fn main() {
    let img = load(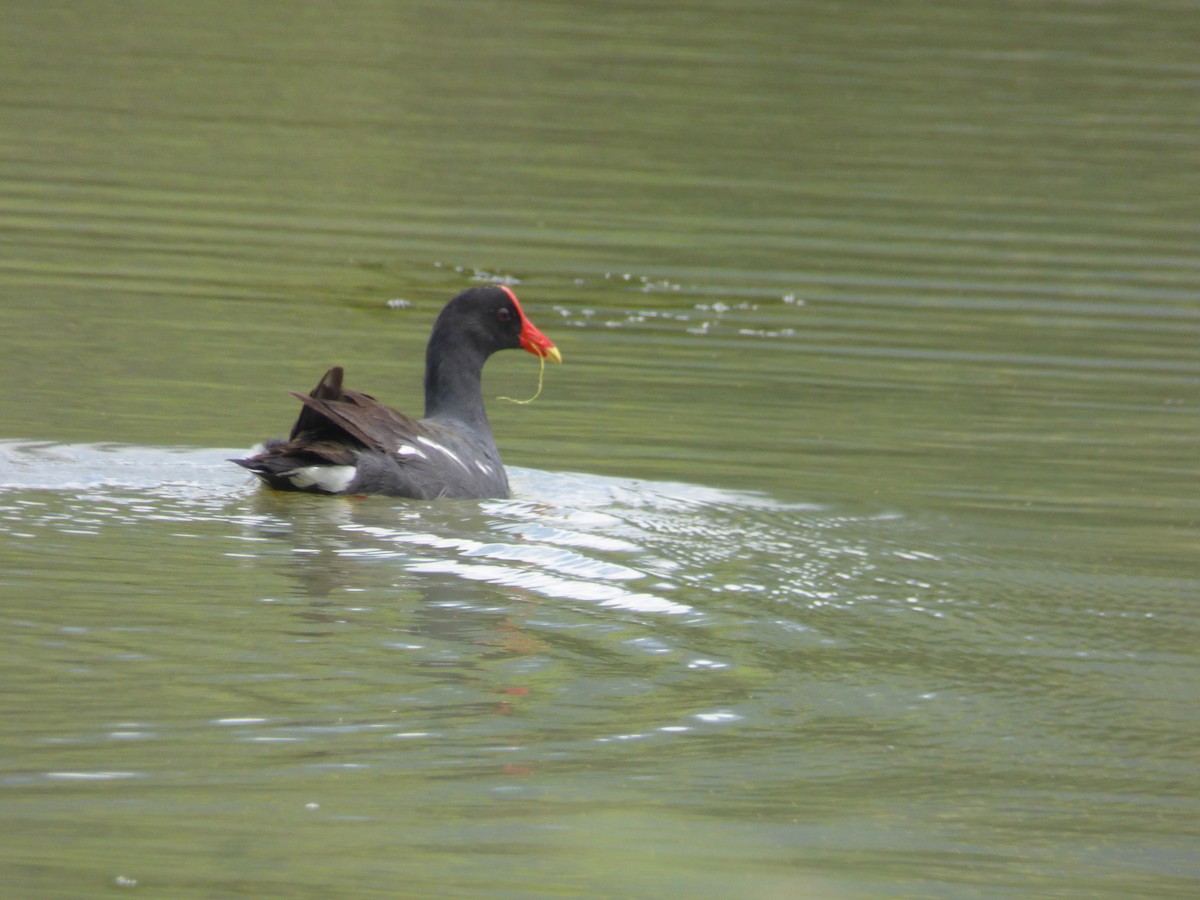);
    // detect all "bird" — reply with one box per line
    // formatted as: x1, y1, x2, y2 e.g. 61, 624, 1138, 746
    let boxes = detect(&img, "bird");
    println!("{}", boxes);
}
232, 285, 561, 499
